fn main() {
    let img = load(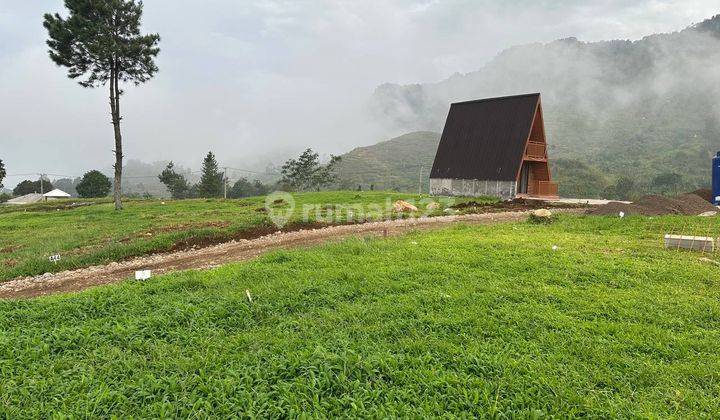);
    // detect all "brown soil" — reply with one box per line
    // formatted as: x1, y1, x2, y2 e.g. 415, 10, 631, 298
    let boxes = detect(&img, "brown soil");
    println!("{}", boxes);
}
587, 193, 717, 216
151, 221, 232, 234
451, 198, 579, 213
0, 209, 584, 300
691, 188, 713, 203
0, 245, 23, 254
165, 221, 330, 252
